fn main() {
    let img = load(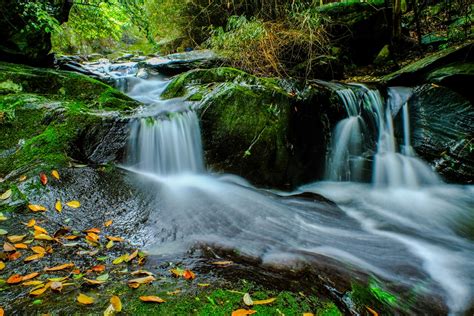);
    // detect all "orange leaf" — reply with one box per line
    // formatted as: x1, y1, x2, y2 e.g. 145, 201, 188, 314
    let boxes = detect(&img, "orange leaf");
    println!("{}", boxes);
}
14, 243, 28, 249
24, 253, 45, 262
34, 225, 48, 234
44, 263, 74, 272
183, 270, 196, 280
110, 295, 122, 311
39, 172, 48, 185
8, 251, 22, 261
22, 280, 44, 286
64, 235, 80, 240
366, 306, 379, 316
85, 228, 100, 234
92, 265, 106, 272
106, 236, 124, 242
139, 296, 166, 303
77, 293, 95, 305
7, 274, 23, 284
86, 232, 99, 243
51, 170, 60, 180
21, 272, 39, 281
28, 204, 47, 212
104, 220, 113, 227
231, 309, 257, 316
3, 242, 16, 252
